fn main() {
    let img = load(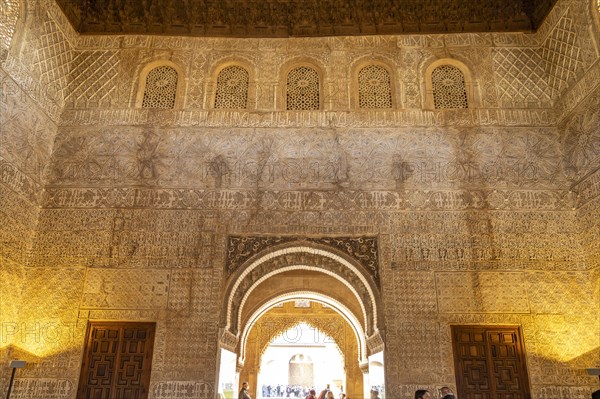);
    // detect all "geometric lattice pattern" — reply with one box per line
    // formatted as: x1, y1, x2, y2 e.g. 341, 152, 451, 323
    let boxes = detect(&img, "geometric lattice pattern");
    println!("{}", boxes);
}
67, 50, 119, 108
431, 65, 468, 109
142, 65, 178, 109
214, 66, 249, 109
541, 15, 583, 96
0, 0, 19, 50
358, 65, 392, 109
286, 66, 320, 110
493, 48, 552, 106
32, 20, 73, 105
